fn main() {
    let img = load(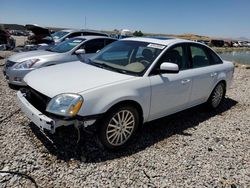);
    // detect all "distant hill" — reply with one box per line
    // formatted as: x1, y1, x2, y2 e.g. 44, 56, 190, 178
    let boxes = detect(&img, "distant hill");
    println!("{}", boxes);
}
237, 37, 250, 42
1, 23, 249, 42
0, 23, 66, 31
144, 32, 211, 41
0, 23, 25, 30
